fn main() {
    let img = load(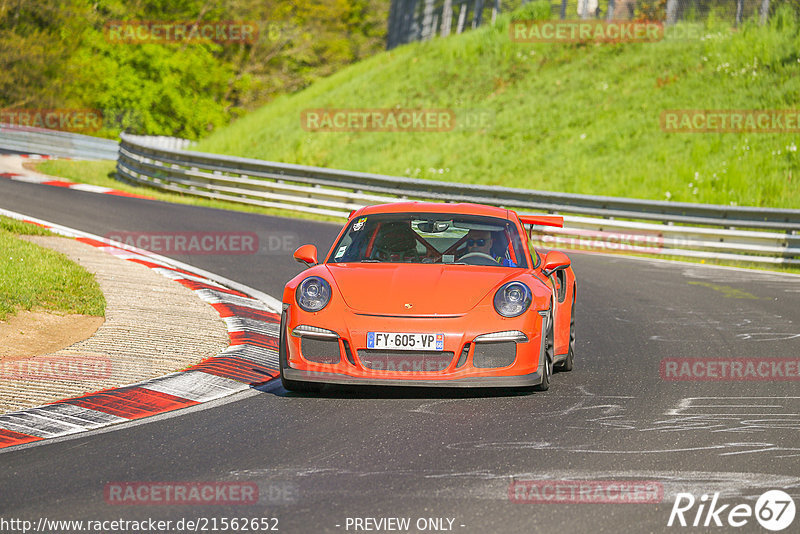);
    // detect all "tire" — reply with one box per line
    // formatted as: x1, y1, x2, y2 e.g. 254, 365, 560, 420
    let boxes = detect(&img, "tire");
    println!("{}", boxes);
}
279, 311, 324, 394
280, 368, 324, 393
534, 311, 554, 391
555, 296, 575, 372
